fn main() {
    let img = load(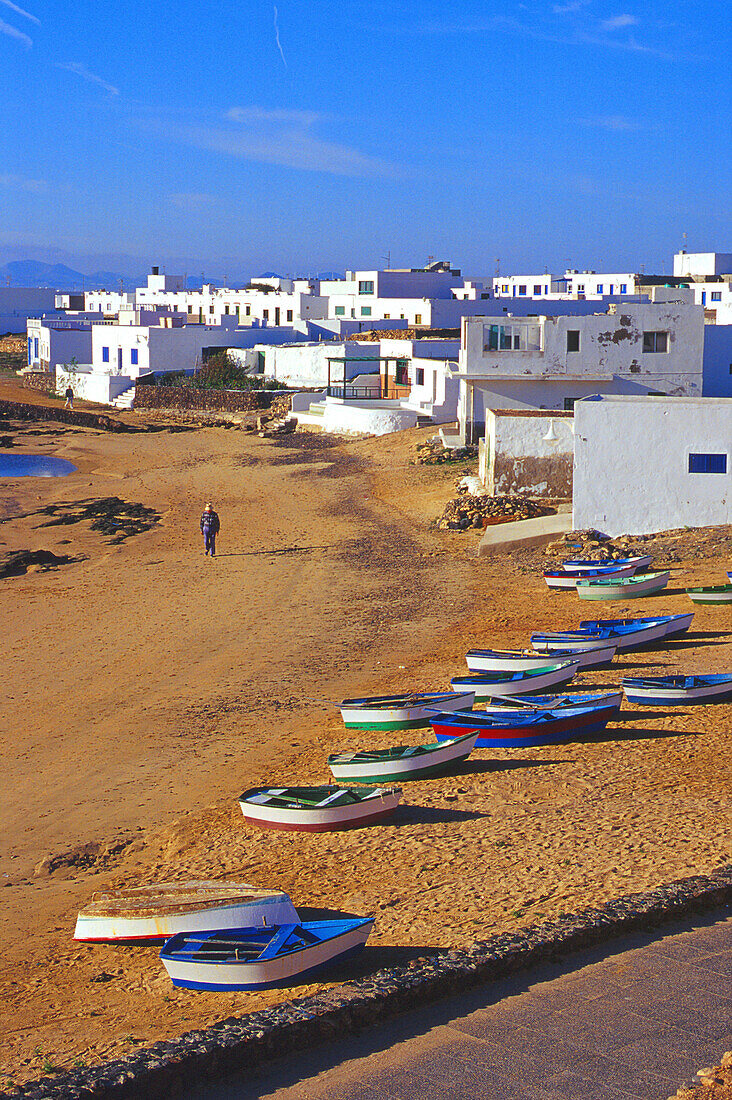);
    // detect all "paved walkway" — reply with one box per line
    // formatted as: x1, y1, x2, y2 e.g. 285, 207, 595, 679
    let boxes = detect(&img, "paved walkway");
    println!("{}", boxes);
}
196, 910, 732, 1100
